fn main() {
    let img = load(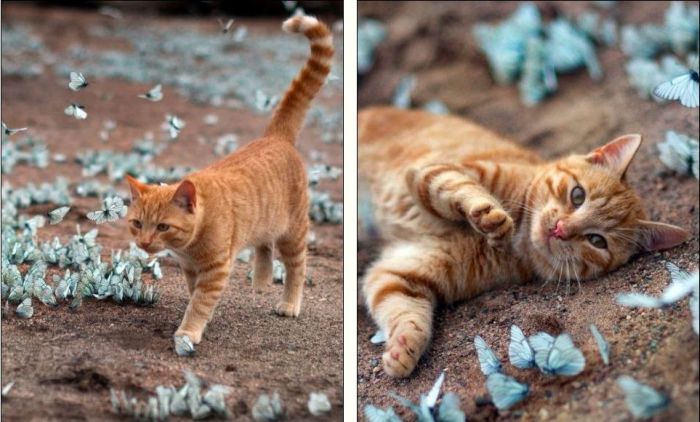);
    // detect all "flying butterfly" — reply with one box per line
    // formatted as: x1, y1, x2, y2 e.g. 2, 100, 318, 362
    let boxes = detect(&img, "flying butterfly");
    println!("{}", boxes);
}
217, 18, 234, 34
138, 84, 163, 102
653, 69, 699, 108
617, 376, 669, 419
390, 371, 455, 422
48, 206, 70, 225
589, 324, 610, 365
508, 325, 535, 369
87, 196, 128, 224
166, 114, 185, 139
533, 333, 585, 376
485, 373, 529, 410
65, 103, 88, 120
474, 335, 502, 376
2, 122, 27, 137
69, 71, 89, 91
